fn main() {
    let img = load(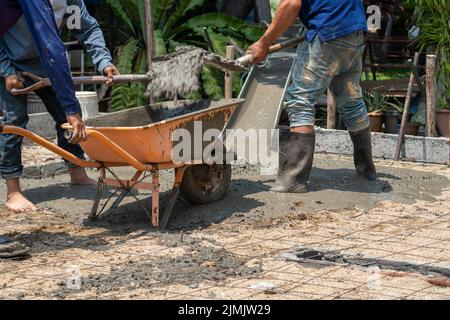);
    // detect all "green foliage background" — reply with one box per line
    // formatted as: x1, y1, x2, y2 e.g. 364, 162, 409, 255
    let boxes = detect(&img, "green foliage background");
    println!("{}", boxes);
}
404, 0, 450, 108
105, 0, 264, 111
